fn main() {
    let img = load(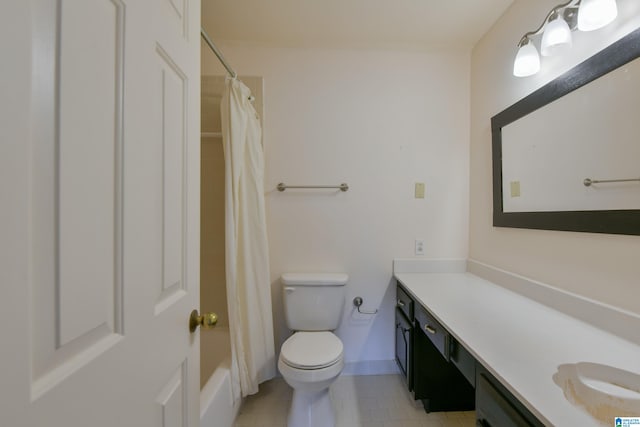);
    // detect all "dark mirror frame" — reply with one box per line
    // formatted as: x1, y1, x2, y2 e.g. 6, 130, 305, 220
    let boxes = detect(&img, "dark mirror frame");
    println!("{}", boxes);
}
491, 27, 640, 236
